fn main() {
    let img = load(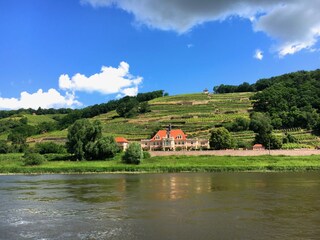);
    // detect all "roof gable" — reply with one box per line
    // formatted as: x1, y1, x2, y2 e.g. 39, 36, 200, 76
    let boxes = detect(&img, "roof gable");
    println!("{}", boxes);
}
115, 137, 128, 143
151, 129, 187, 141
